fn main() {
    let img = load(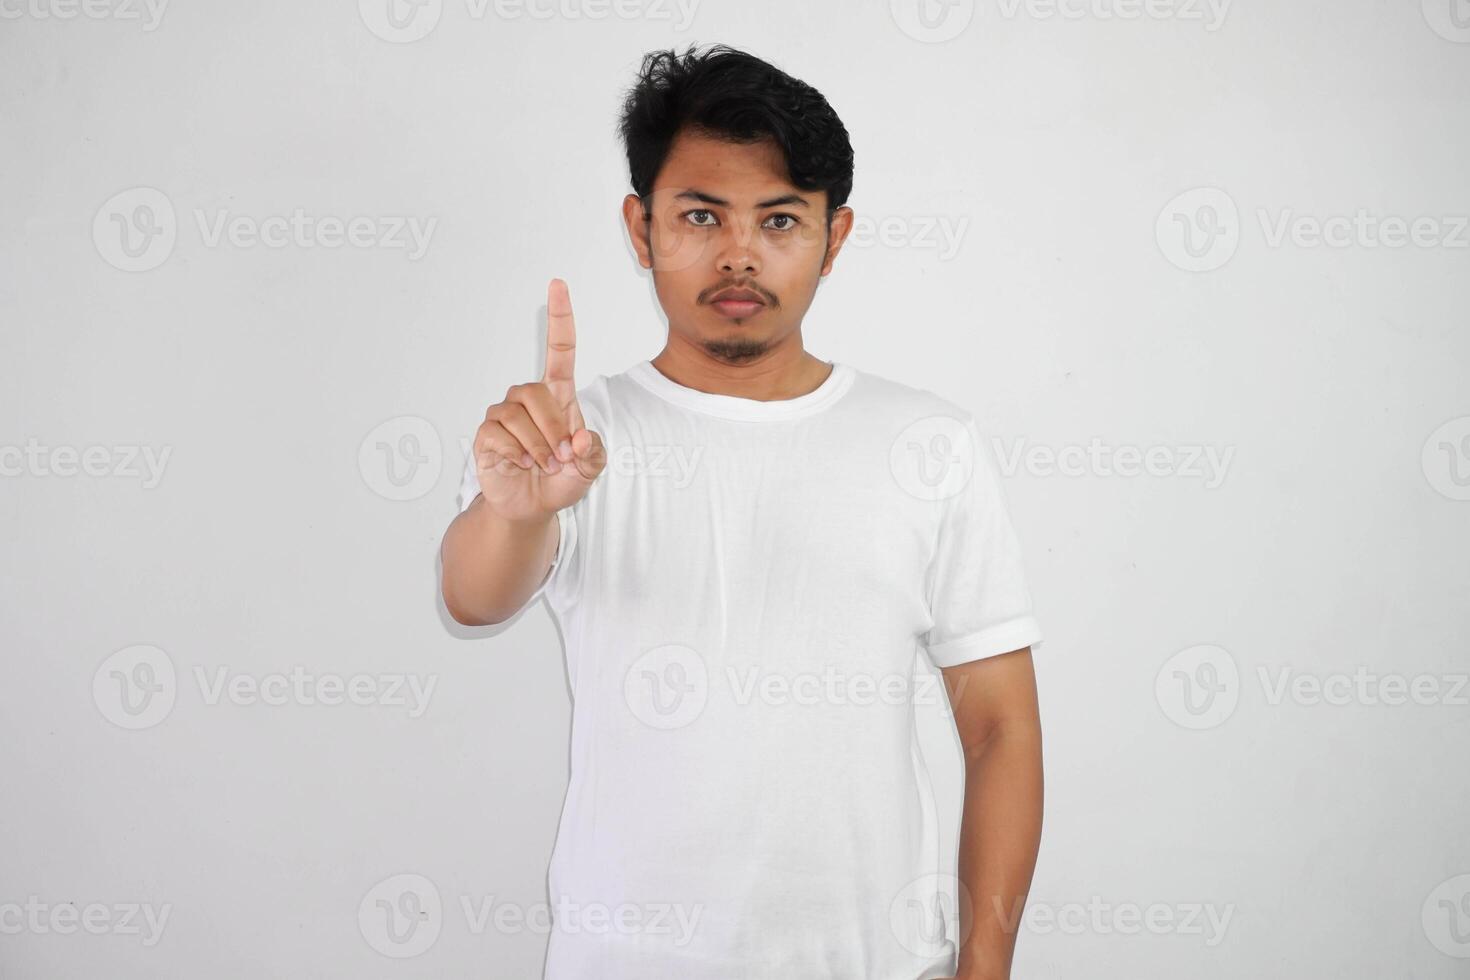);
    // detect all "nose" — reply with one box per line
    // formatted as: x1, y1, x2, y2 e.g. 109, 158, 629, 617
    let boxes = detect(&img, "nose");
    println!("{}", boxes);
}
715, 225, 760, 277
